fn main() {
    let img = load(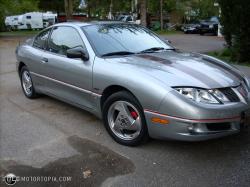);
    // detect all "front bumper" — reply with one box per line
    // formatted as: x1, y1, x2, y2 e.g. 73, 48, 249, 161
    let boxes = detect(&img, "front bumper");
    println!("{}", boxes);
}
144, 108, 249, 141
183, 27, 199, 33
200, 27, 216, 33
